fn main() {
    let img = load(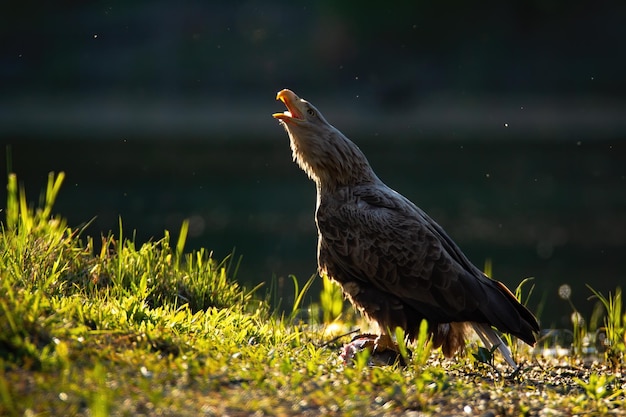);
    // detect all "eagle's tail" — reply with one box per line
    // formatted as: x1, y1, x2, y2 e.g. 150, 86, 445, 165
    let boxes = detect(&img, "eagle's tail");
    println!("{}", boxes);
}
471, 322, 517, 368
